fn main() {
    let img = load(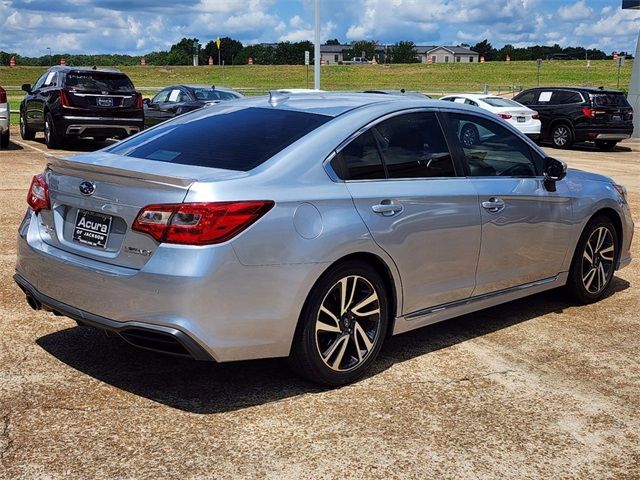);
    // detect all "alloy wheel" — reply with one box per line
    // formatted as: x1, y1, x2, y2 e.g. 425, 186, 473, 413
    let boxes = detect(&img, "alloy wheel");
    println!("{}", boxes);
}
461, 125, 478, 147
581, 226, 615, 294
553, 126, 569, 147
315, 275, 382, 372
